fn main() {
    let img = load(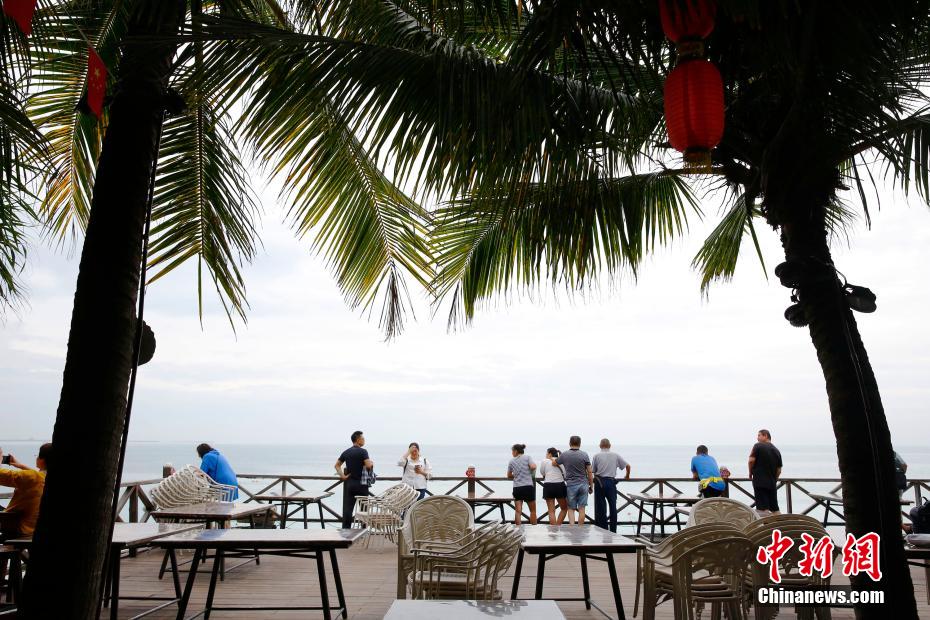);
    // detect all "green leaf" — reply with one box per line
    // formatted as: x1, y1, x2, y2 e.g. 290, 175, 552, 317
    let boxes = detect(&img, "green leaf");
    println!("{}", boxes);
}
148, 98, 260, 327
